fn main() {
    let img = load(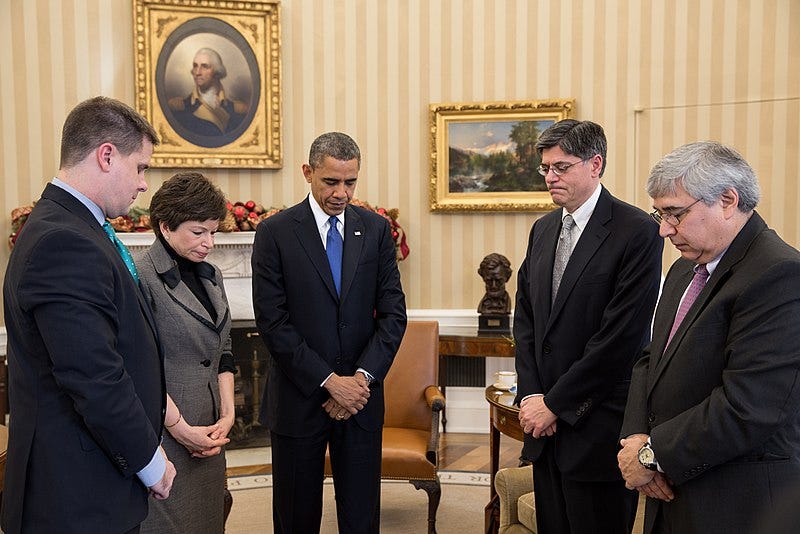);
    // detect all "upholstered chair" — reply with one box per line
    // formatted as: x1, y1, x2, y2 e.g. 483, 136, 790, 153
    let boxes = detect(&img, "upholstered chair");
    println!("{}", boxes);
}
326, 320, 445, 533
494, 465, 536, 533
